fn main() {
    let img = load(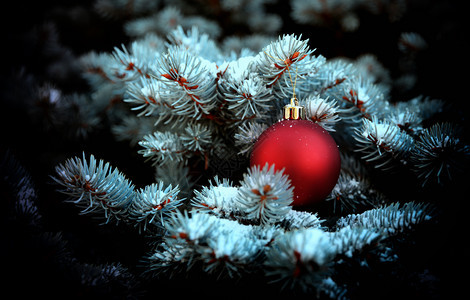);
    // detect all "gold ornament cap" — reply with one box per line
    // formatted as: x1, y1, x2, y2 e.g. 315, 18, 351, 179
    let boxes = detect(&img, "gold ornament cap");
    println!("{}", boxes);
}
283, 97, 305, 120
